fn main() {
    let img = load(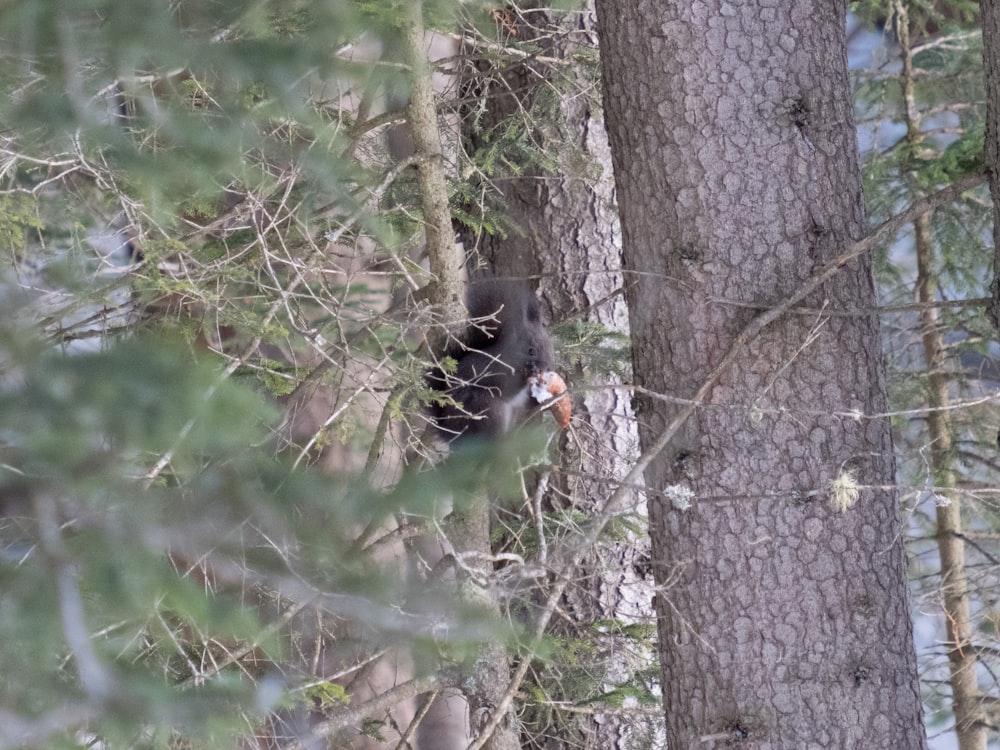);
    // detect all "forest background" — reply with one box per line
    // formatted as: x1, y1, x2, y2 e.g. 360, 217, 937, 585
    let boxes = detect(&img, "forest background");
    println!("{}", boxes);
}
0, 0, 997, 749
